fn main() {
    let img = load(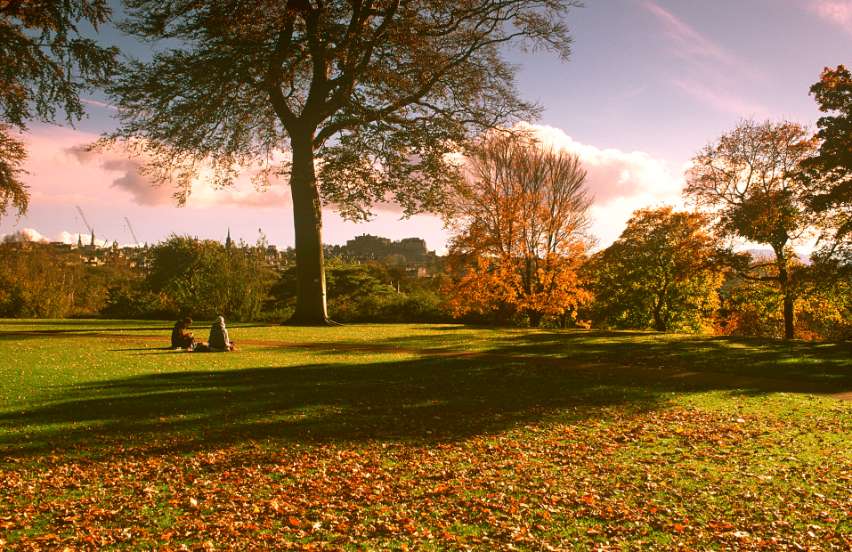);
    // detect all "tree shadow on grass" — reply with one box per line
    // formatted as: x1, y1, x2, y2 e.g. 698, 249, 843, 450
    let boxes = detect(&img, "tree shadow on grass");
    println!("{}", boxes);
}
0, 351, 682, 460
373, 327, 852, 387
